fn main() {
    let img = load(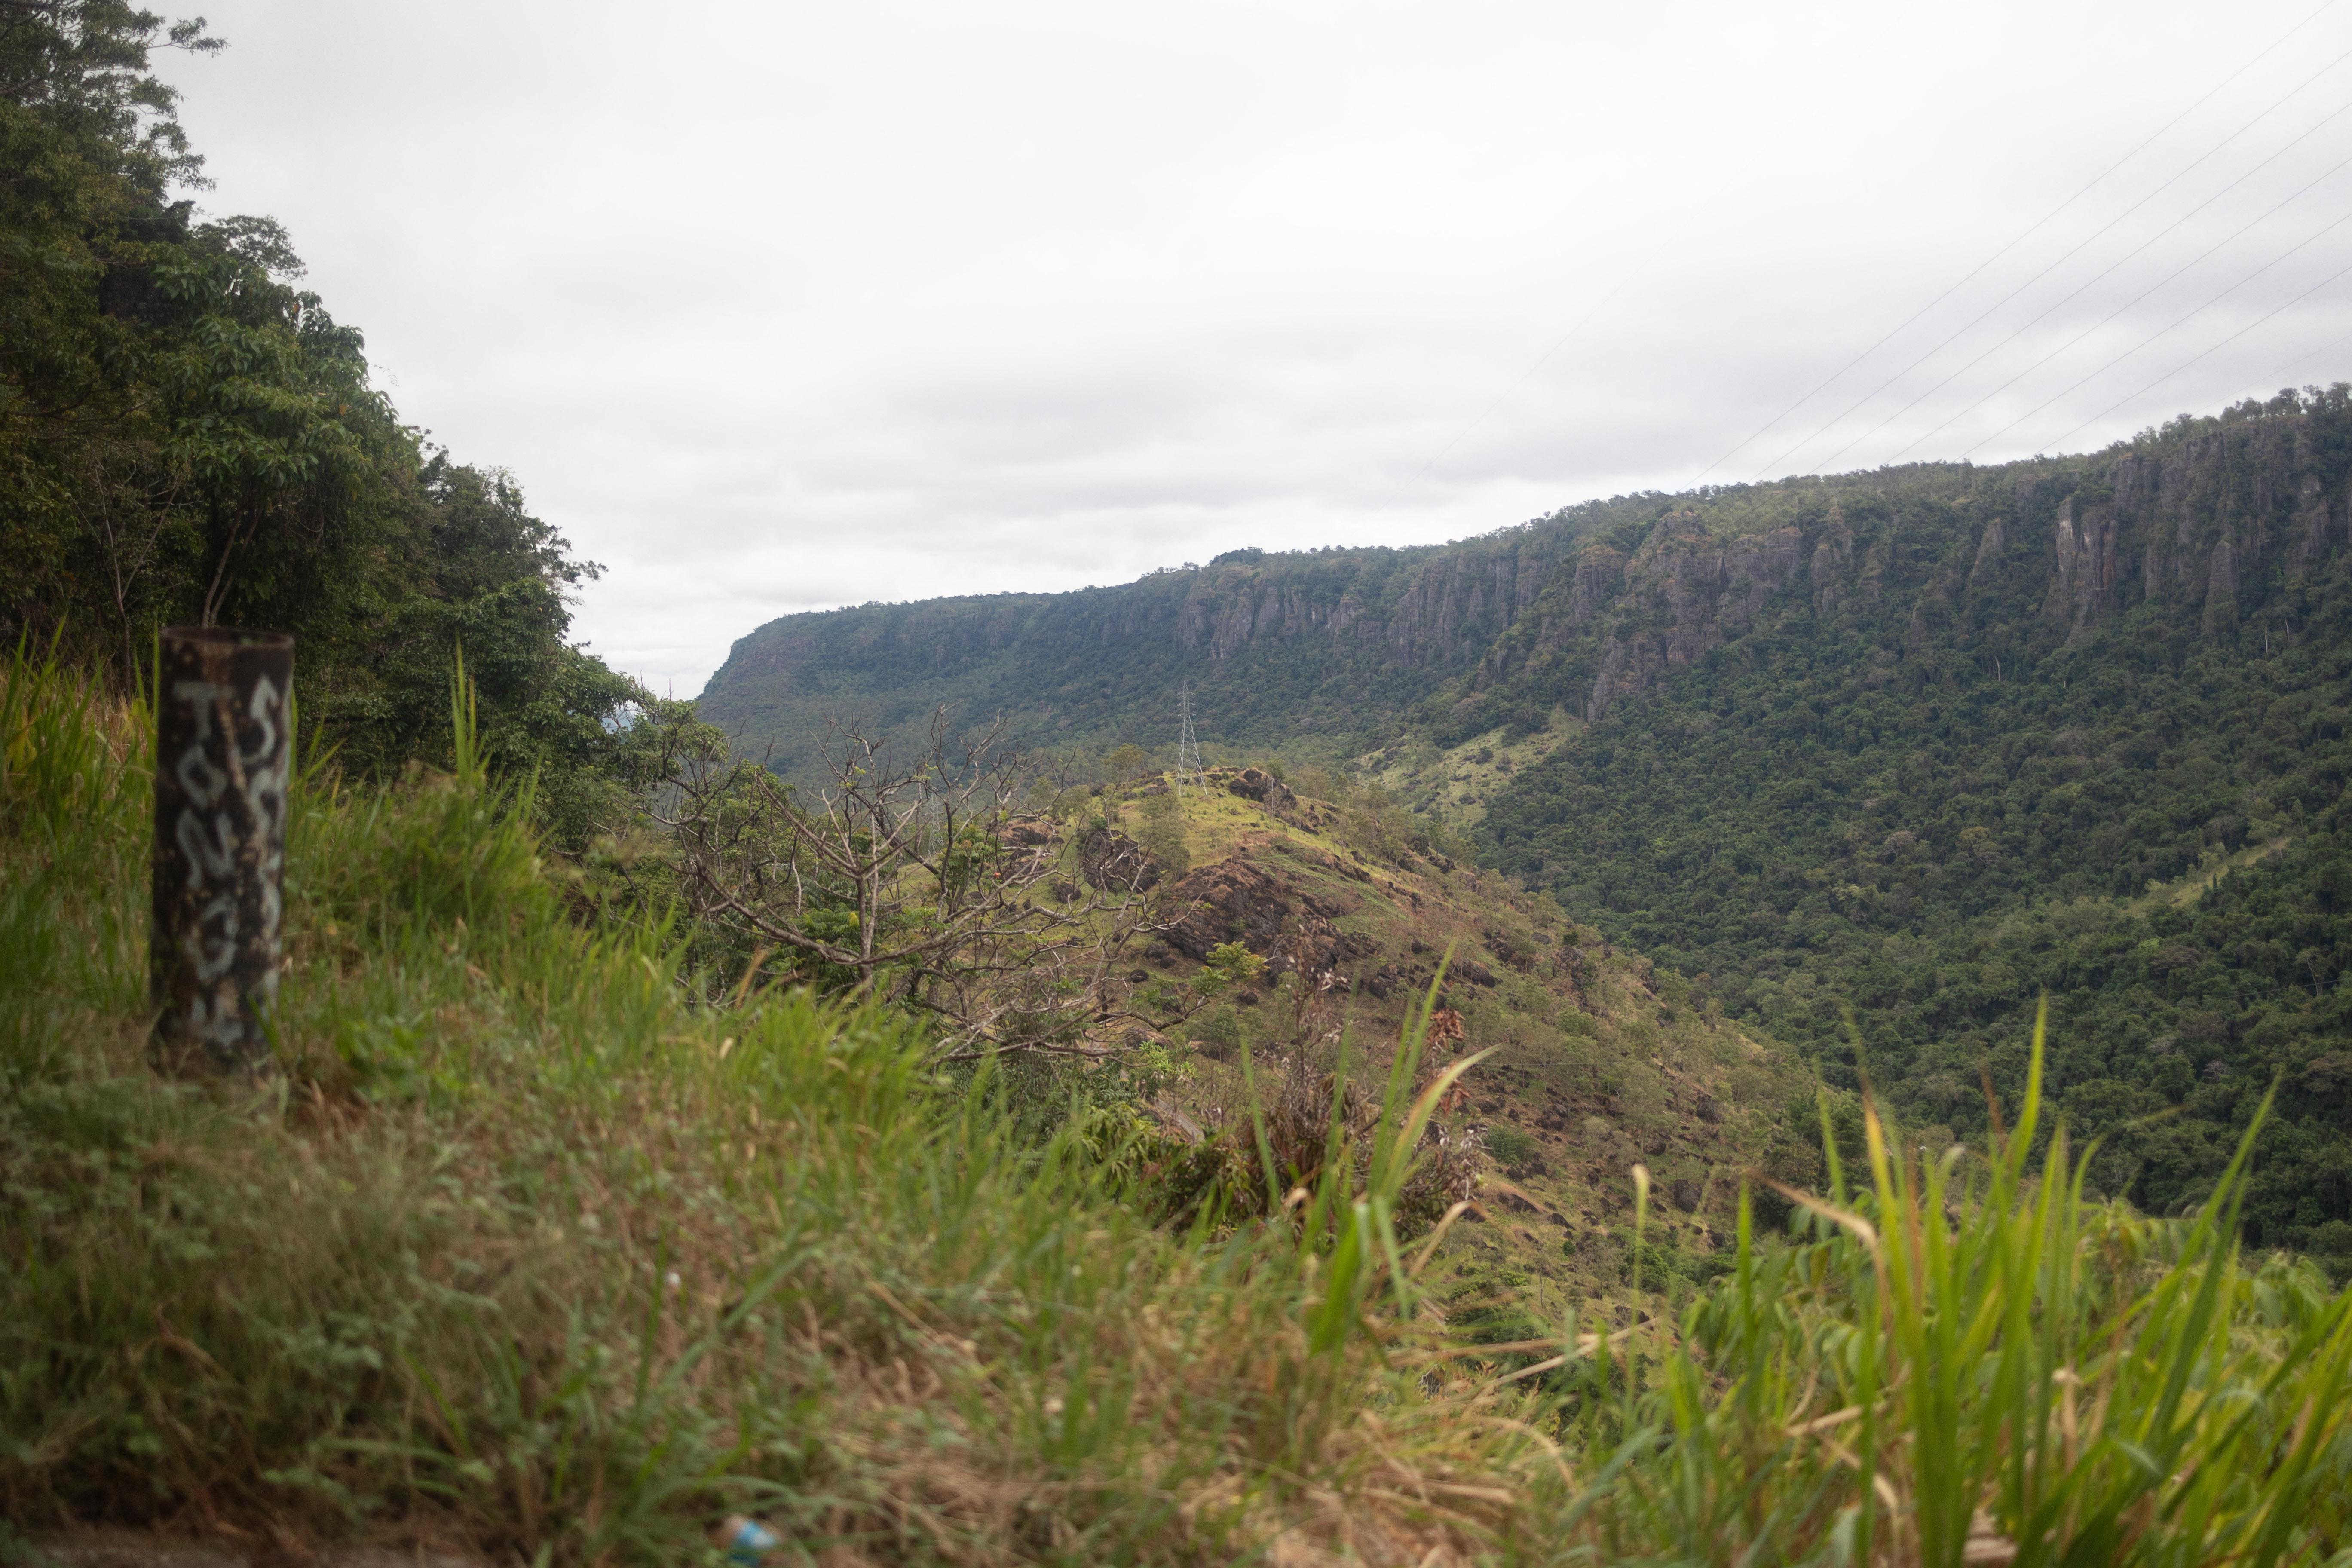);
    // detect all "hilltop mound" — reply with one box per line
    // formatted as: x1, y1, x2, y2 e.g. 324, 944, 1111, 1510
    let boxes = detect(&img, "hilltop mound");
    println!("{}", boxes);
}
1090, 766, 1816, 1318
